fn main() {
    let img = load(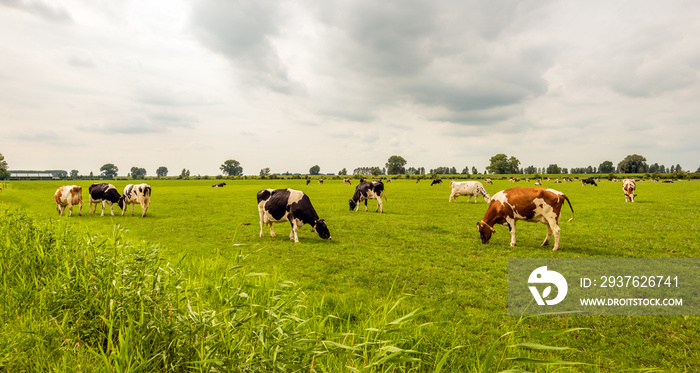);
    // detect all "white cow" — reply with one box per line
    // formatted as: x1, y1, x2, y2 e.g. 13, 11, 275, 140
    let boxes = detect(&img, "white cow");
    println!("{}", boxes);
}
449, 180, 491, 203
119, 184, 151, 217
